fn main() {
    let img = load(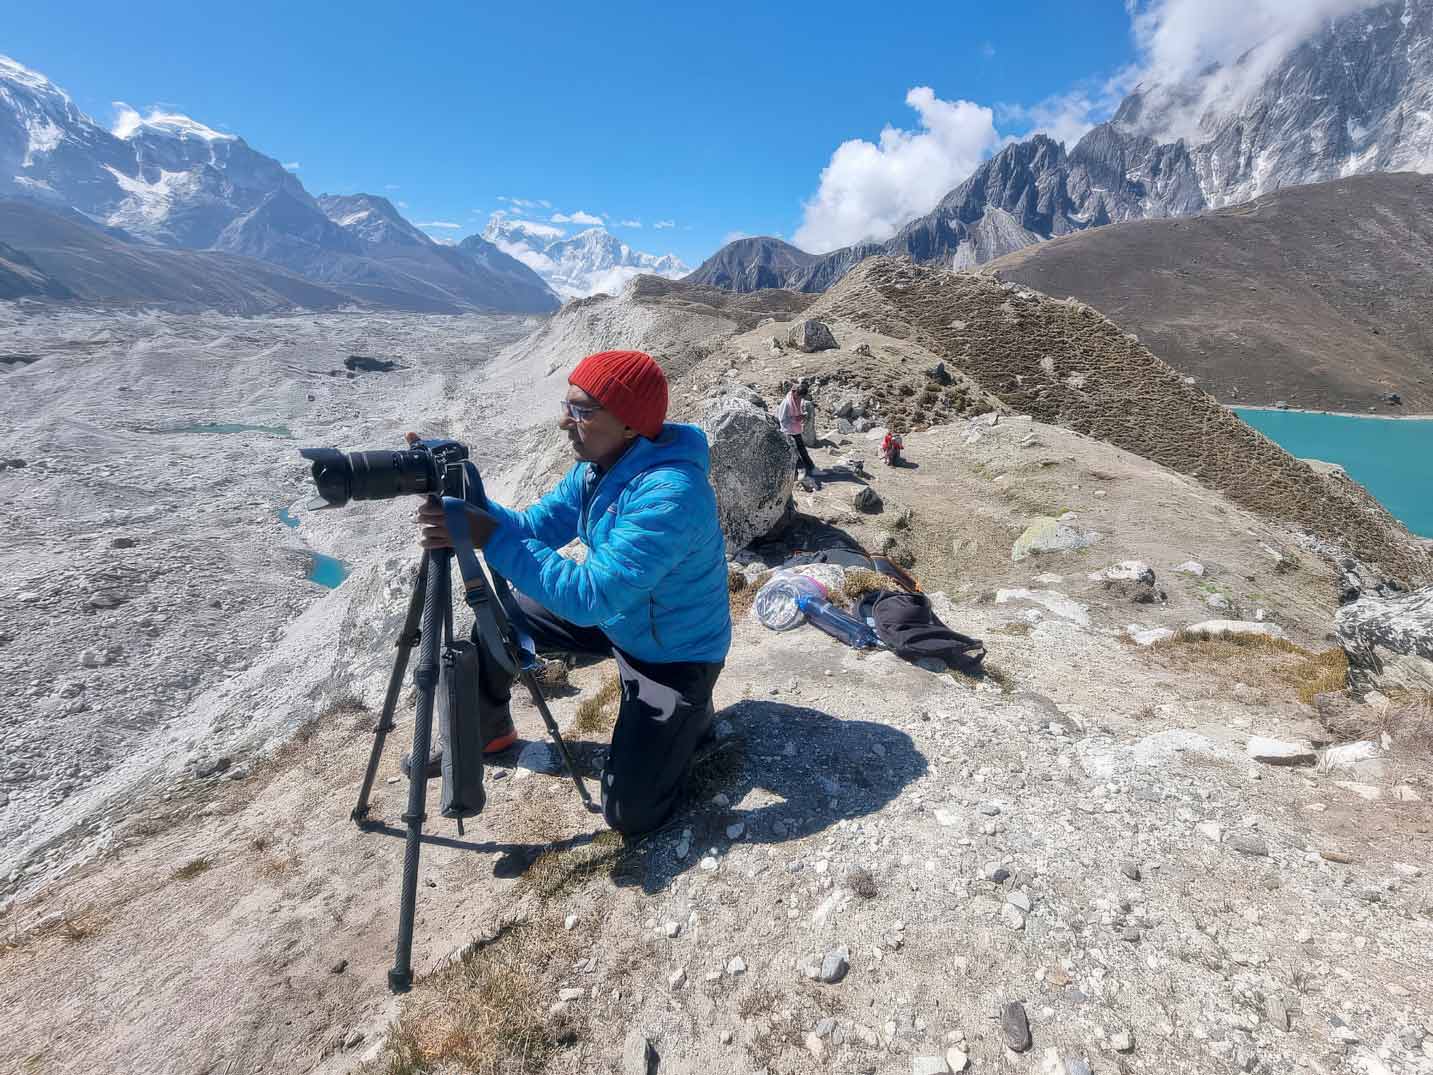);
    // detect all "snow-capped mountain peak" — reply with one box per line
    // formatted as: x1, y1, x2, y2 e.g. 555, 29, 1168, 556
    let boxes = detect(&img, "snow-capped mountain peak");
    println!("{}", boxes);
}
482, 213, 687, 299
112, 104, 237, 143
